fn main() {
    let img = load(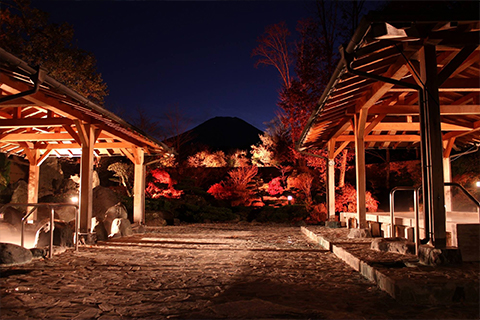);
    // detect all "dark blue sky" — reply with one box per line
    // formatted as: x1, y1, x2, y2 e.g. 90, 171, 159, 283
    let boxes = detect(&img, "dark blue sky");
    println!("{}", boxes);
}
31, 1, 316, 132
